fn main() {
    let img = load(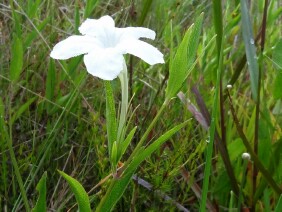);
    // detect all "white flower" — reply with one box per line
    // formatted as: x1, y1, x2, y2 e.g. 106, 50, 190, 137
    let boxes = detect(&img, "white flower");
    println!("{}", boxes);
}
50, 15, 164, 80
